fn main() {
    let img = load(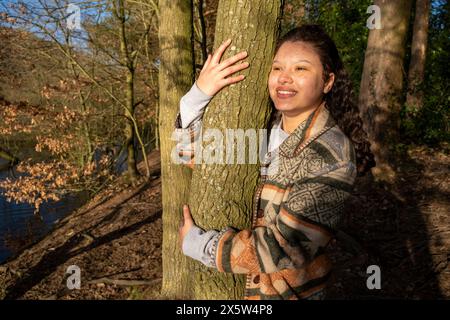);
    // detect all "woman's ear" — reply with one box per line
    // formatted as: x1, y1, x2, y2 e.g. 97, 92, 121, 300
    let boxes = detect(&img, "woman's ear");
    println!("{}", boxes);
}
323, 73, 335, 94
